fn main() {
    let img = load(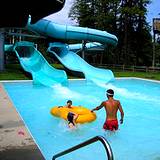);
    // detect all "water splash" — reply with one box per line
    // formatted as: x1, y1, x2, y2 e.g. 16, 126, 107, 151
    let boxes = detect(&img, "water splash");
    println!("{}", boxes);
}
93, 81, 160, 104
52, 84, 81, 99
51, 84, 100, 105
